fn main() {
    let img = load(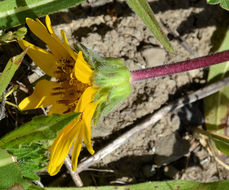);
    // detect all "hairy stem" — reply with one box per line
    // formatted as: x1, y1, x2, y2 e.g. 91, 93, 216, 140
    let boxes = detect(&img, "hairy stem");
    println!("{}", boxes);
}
131, 50, 229, 82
